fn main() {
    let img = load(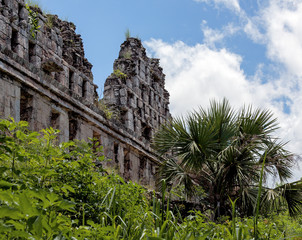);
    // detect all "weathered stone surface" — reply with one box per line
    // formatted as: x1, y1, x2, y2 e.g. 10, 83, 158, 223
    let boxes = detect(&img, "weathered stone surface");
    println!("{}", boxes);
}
103, 38, 172, 142
42, 58, 63, 73
0, 0, 171, 188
